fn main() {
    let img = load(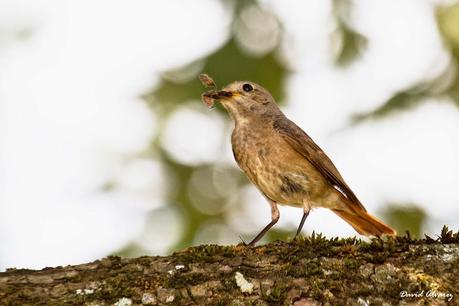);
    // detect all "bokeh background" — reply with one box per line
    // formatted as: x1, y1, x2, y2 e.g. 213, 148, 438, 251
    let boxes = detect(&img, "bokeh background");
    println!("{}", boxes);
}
1, 0, 459, 270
